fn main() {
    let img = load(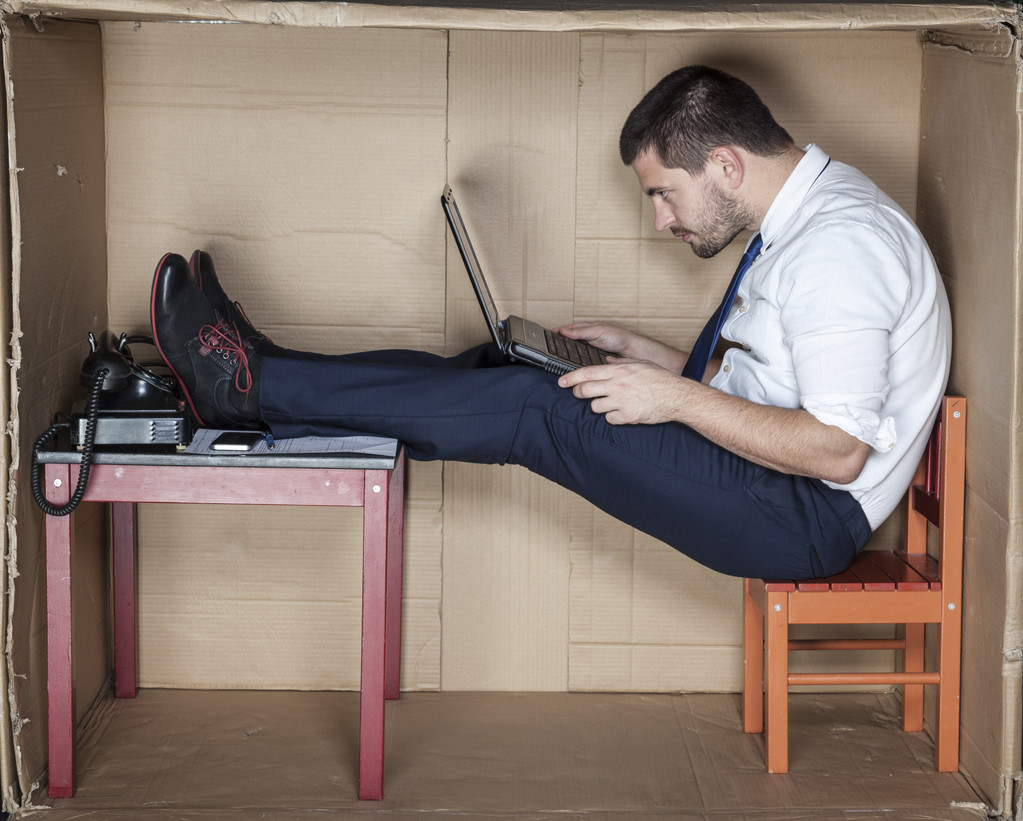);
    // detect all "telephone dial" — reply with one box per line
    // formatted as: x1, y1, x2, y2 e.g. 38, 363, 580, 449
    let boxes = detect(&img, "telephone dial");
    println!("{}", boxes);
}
31, 332, 193, 516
